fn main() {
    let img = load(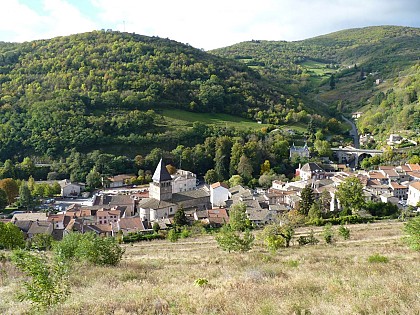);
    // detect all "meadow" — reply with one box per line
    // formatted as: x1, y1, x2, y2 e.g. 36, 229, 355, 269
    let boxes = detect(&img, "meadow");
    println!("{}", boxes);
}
160, 109, 270, 131
0, 221, 419, 315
